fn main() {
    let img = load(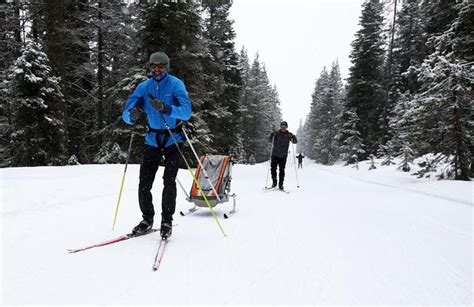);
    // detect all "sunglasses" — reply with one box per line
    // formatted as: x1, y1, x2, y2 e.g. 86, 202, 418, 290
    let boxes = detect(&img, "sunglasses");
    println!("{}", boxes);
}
150, 63, 166, 70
